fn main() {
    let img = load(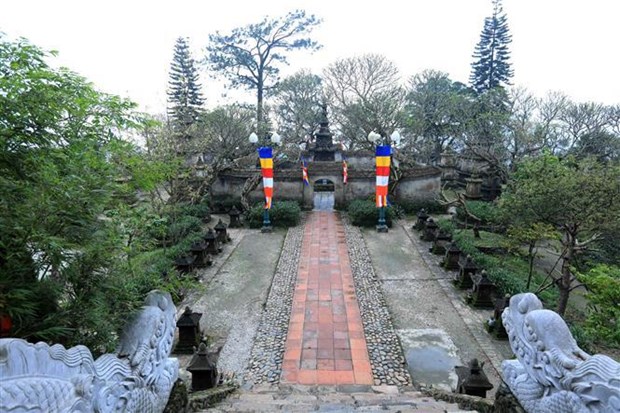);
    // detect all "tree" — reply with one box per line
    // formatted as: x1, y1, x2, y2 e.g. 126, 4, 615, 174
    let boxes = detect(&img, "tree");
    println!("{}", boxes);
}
469, 0, 514, 93
168, 37, 204, 129
323, 54, 406, 148
404, 70, 471, 164
499, 154, 620, 316
272, 69, 323, 143
206, 10, 322, 134
0, 35, 162, 349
